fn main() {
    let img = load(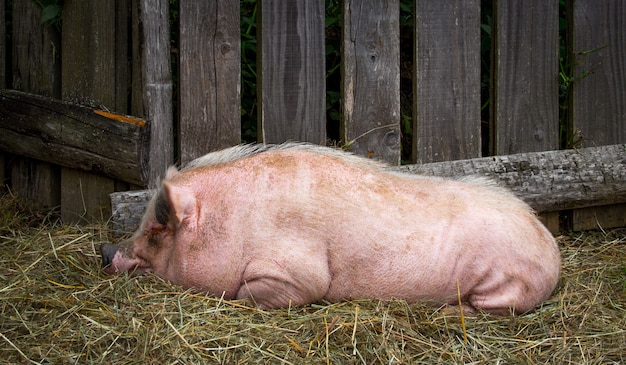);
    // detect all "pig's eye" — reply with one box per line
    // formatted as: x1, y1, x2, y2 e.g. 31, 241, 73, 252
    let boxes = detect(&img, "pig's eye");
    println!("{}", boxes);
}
145, 224, 167, 247
148, 235, 161, 247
